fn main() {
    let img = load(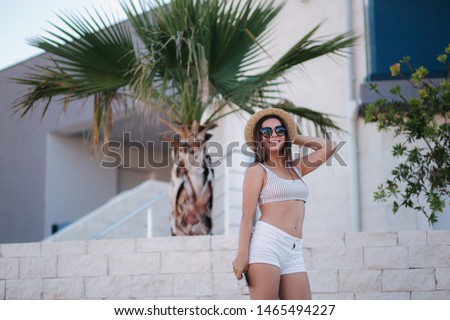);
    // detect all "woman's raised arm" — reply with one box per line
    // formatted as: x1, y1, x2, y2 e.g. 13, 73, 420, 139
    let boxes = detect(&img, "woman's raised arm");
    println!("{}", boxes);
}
293, 135, 337, 176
